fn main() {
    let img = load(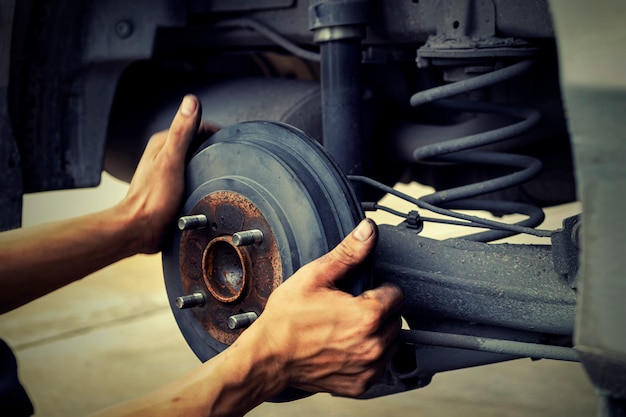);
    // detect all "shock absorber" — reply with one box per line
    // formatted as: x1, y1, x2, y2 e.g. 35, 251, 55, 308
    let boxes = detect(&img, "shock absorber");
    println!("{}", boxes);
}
309, 0, 369, 178
409, 60, 546, 242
